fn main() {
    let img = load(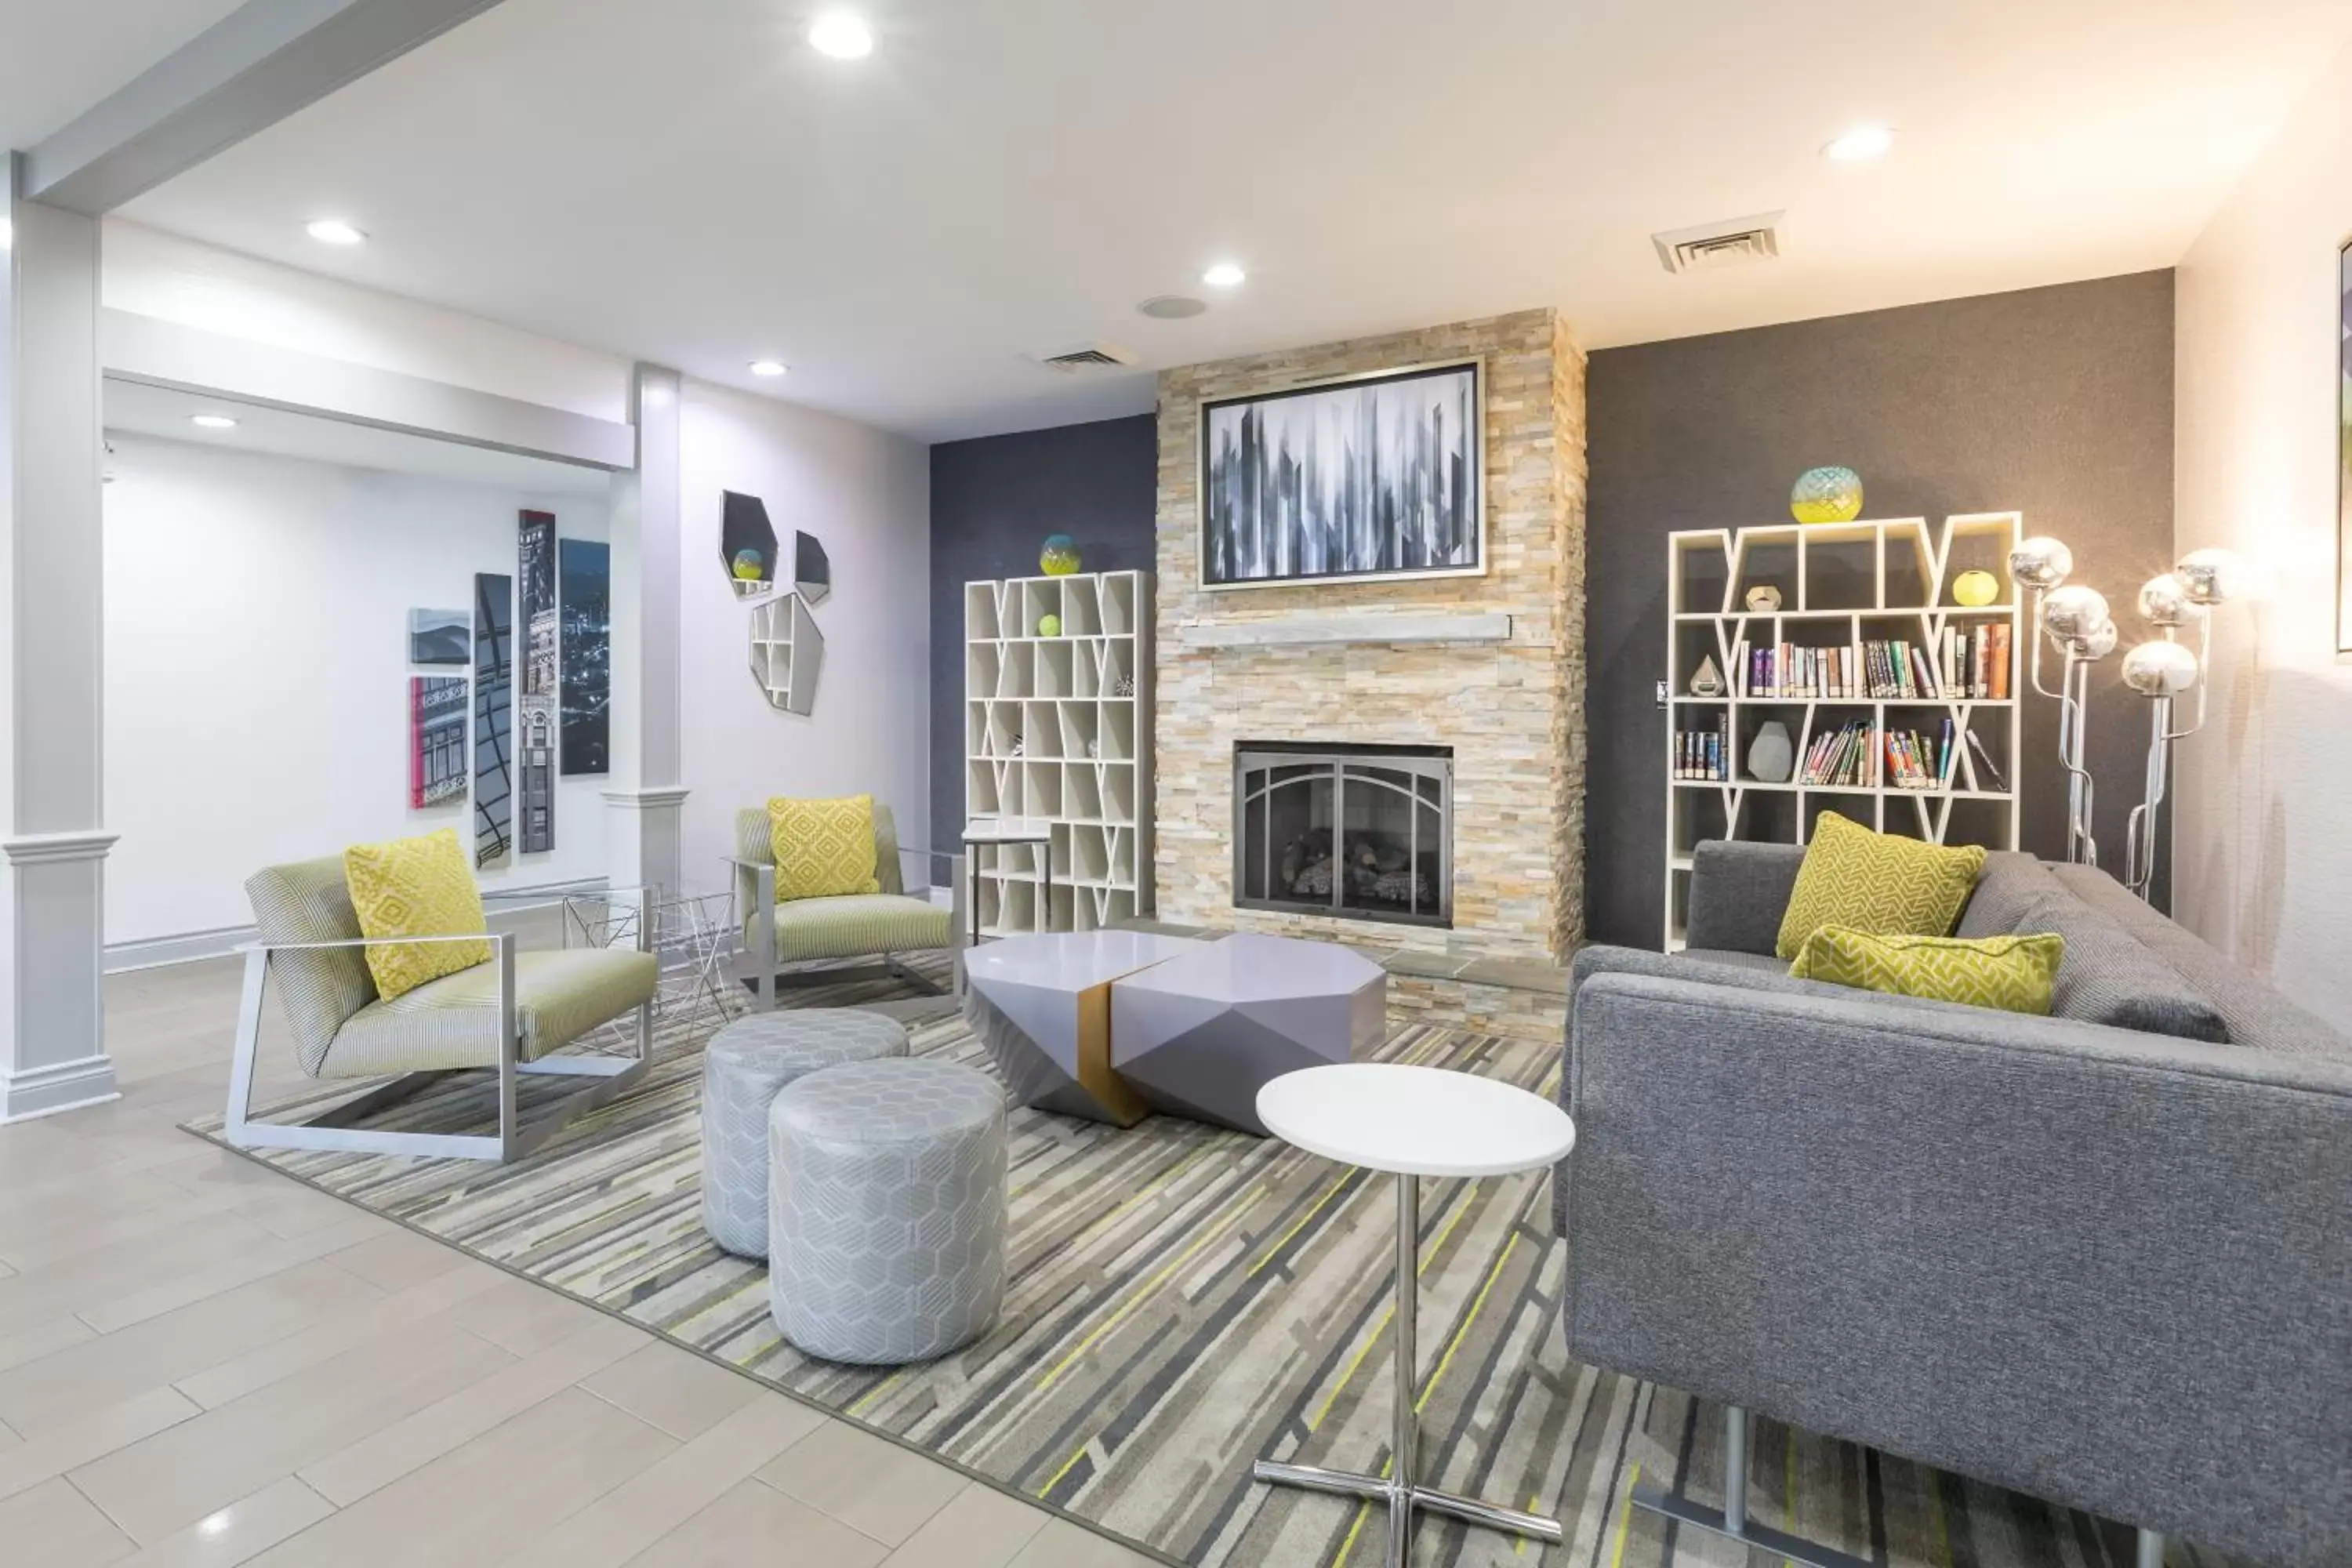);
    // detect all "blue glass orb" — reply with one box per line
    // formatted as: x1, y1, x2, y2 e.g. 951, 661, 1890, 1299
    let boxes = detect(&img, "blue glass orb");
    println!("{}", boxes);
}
1040, 534, 1082, 576
1790, 466, 1864, 524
